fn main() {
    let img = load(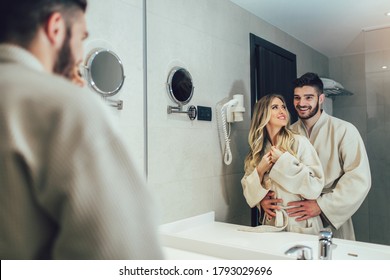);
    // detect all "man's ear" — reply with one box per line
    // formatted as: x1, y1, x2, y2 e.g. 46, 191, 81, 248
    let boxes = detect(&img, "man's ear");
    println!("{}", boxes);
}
44, 12, 66, 48
319, 93, 325, 105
